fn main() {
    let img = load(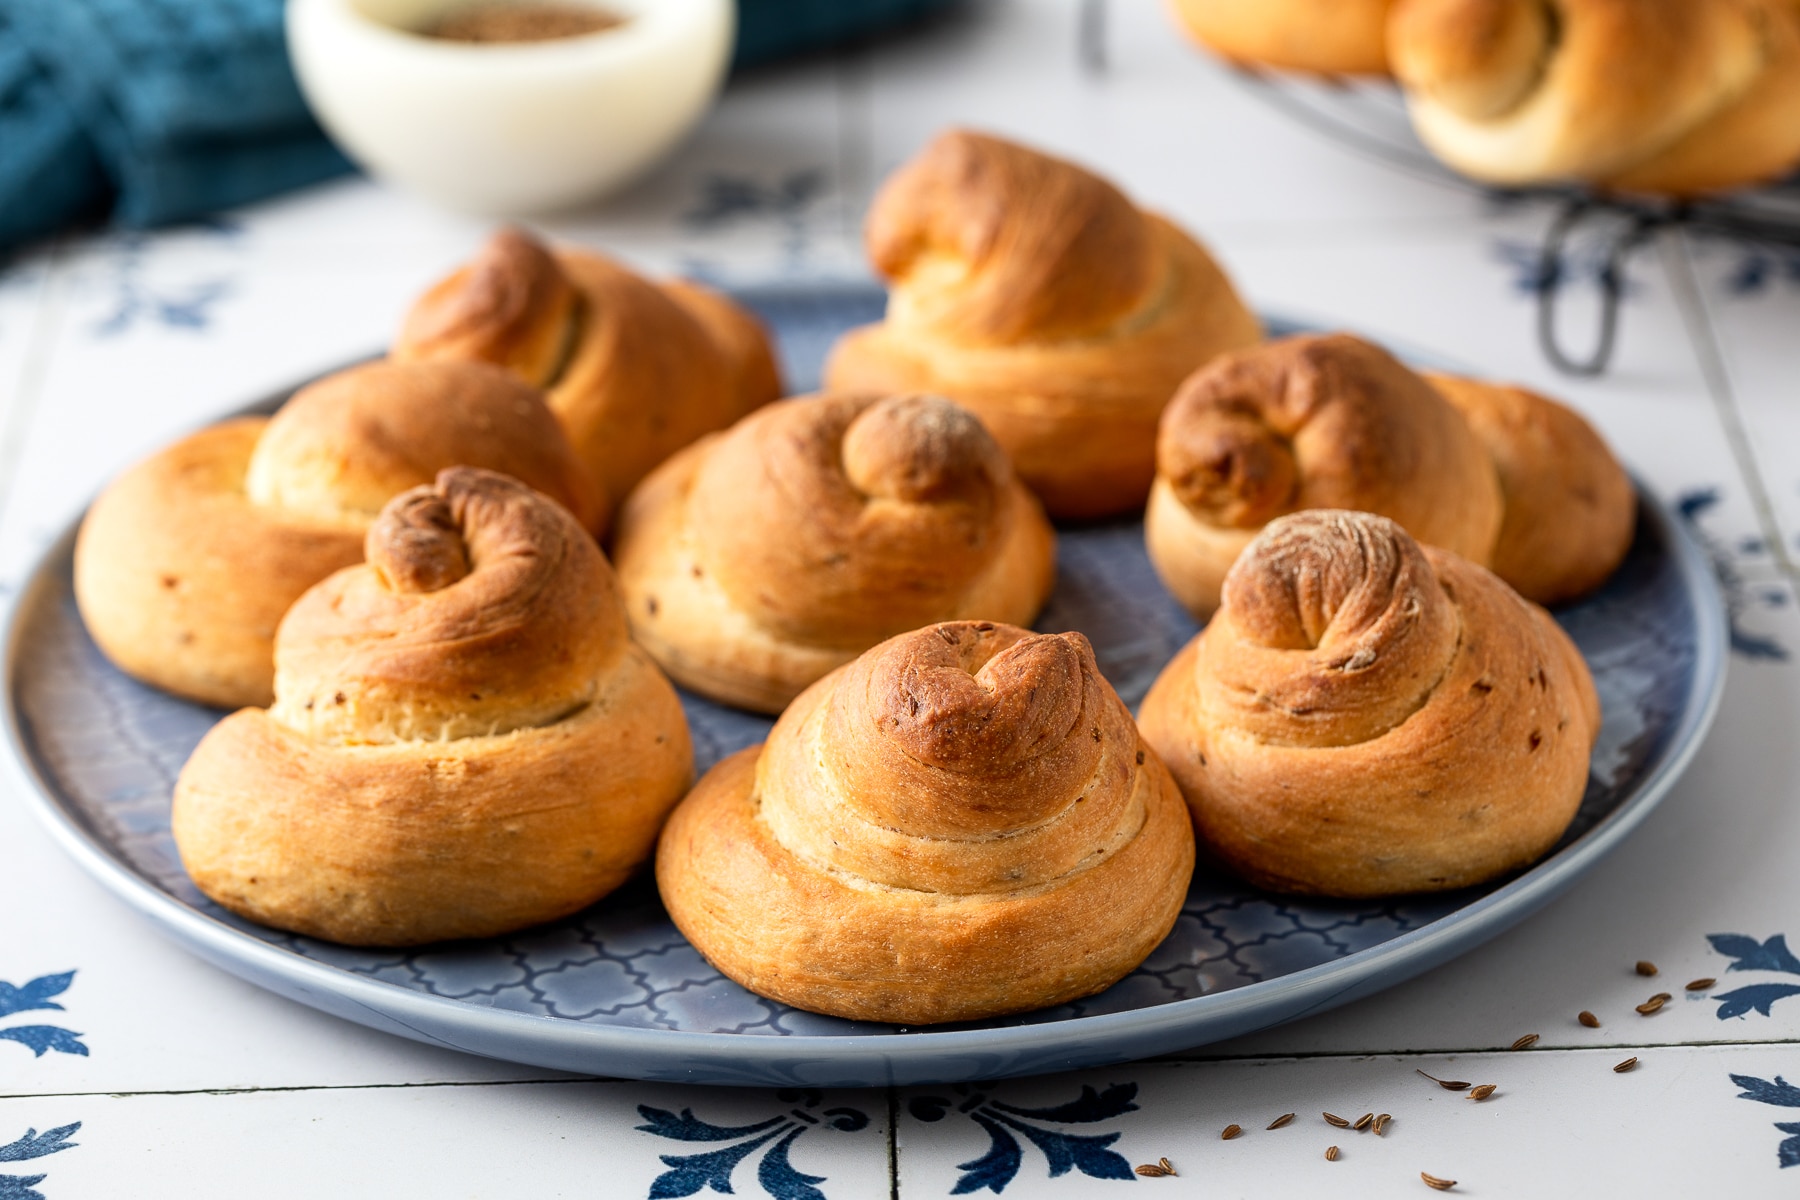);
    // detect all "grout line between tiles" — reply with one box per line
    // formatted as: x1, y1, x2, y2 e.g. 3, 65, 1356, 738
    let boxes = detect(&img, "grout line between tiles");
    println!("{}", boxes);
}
0, 245, 67, 527
886, 1085, 901, 1200
1151, 1033, 1800, 1065
1662, 228, 1800, 586
0, 1075, 612, 1102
